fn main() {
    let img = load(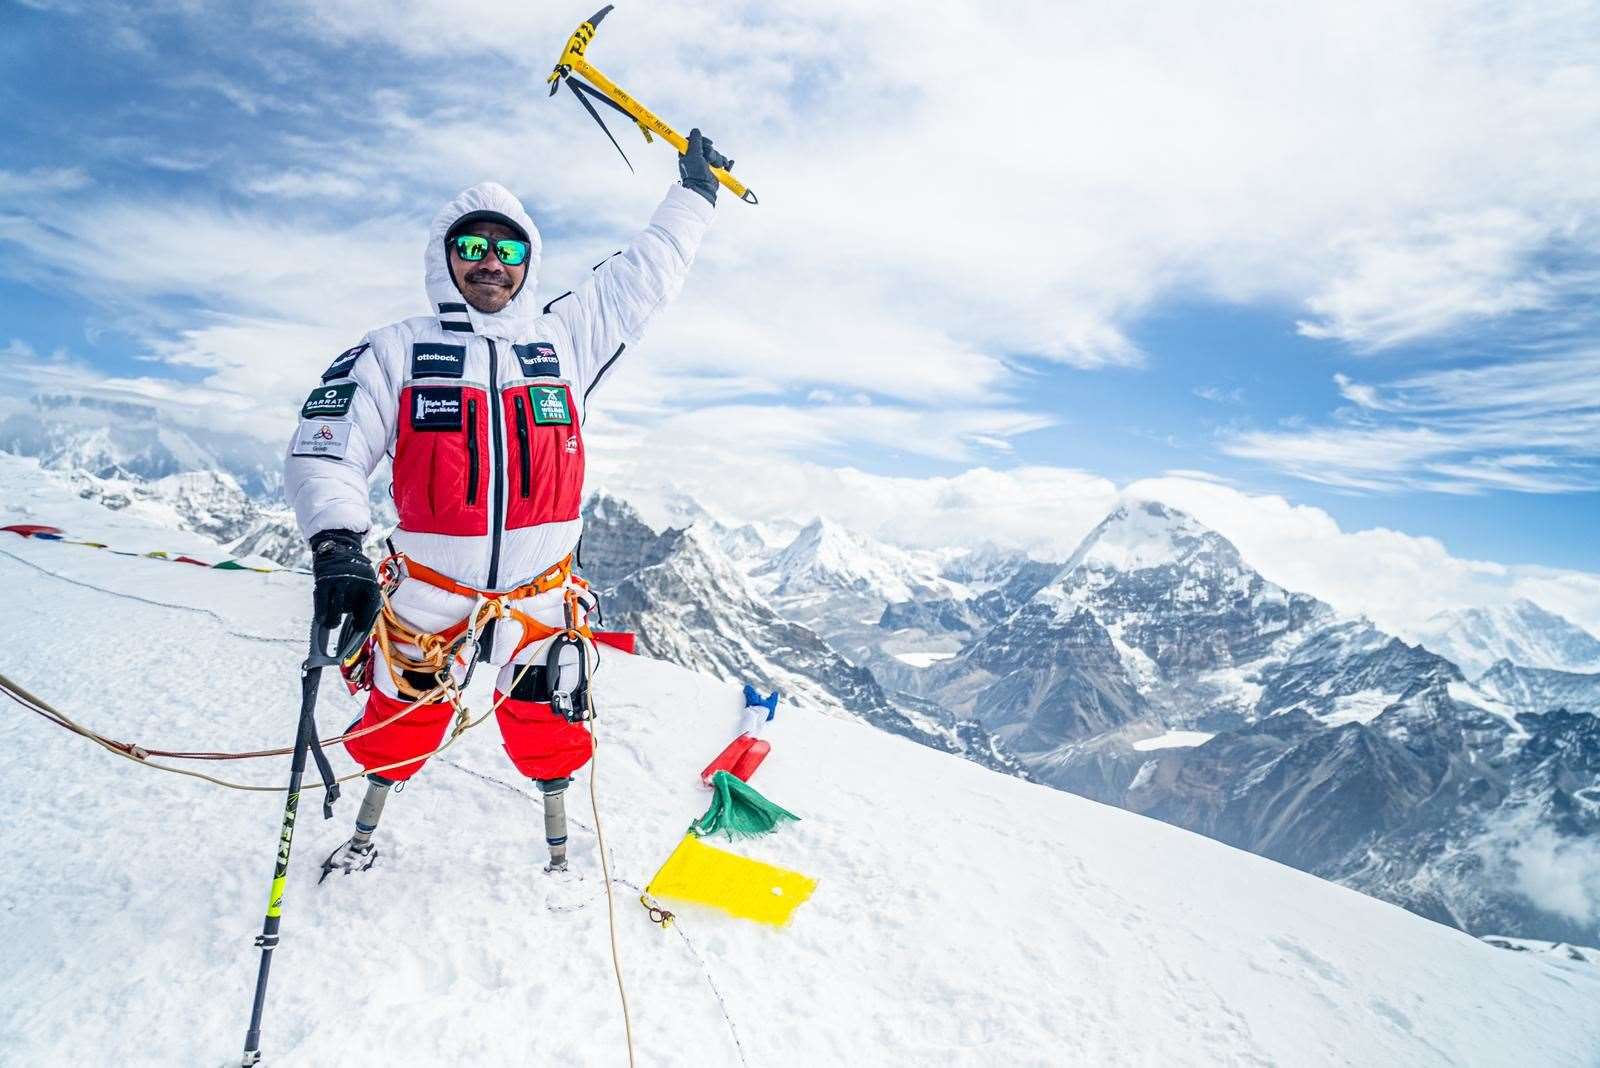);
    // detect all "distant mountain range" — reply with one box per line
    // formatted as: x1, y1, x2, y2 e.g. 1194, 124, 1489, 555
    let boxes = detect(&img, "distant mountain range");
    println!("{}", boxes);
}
902, 500, 1599, 943
5, 412, 1598, 946
1411, 599, 1600, 679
